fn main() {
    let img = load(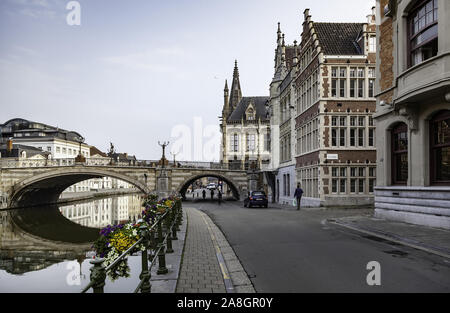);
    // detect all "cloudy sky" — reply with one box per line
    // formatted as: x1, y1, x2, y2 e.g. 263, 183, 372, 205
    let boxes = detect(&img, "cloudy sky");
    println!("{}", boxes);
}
0, 0, 375, 161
